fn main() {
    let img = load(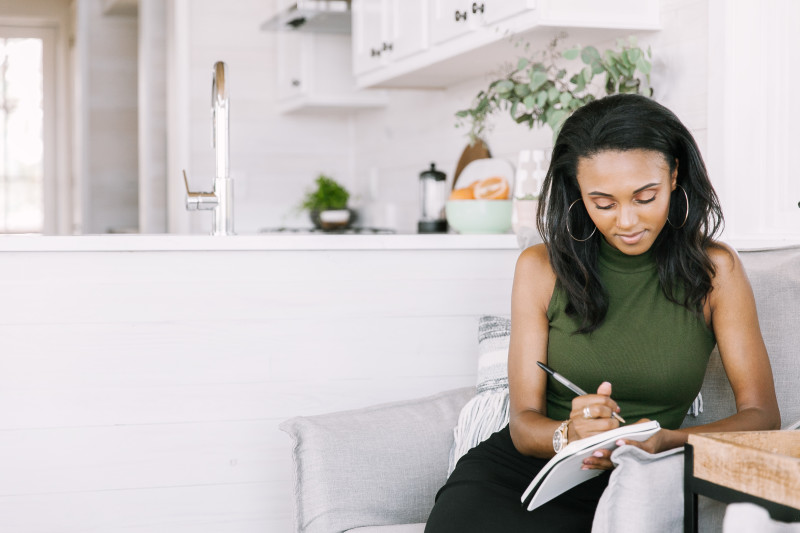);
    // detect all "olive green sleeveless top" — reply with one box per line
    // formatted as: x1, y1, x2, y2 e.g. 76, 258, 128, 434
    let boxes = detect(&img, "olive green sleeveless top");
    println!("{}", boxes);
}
545, 239, 716, 430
